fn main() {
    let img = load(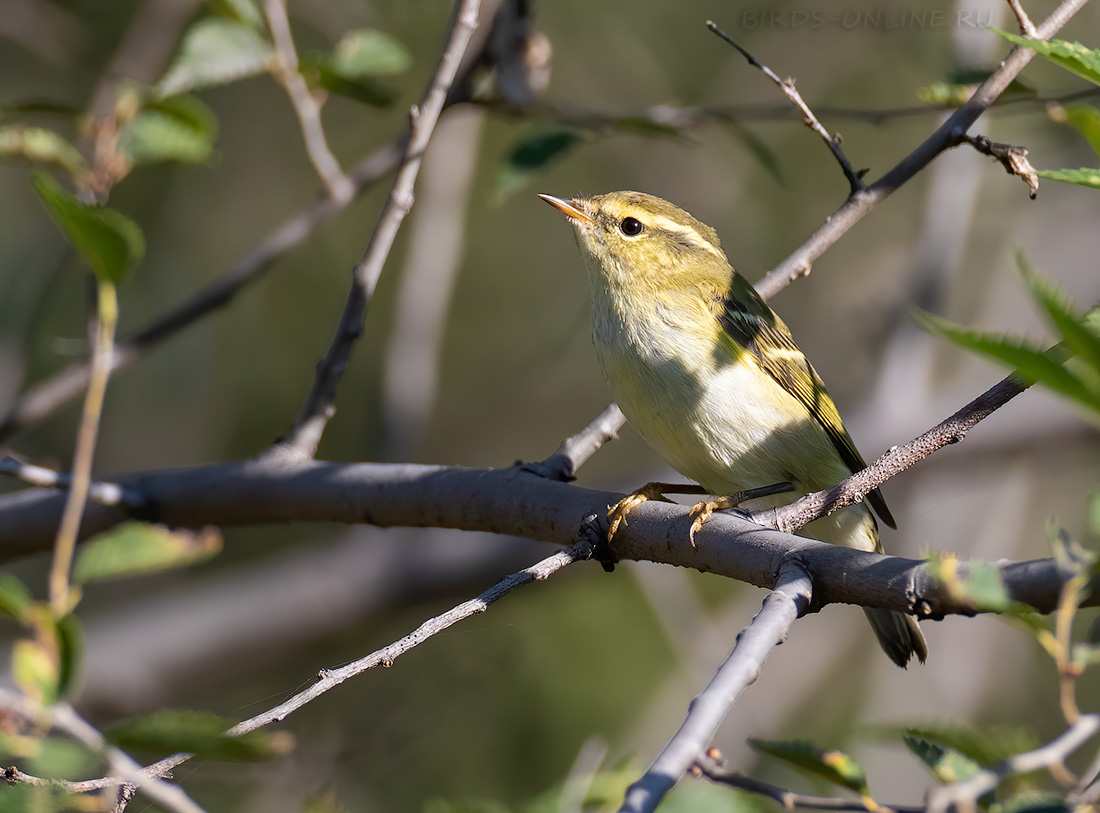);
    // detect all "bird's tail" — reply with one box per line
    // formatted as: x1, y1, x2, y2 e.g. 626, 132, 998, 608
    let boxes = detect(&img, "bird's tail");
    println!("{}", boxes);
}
863, 608, 928, 669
